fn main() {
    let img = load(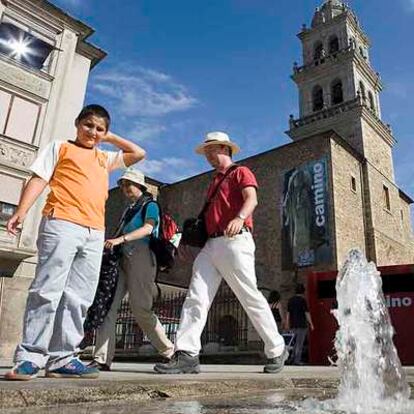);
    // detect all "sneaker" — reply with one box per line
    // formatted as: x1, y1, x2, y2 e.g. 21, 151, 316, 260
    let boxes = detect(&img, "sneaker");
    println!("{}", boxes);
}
263, 348, 289, 374
87, 360, 111, 371
154, 350, 200, 374
4, 361, 40, 381
46, 359, 99, 379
